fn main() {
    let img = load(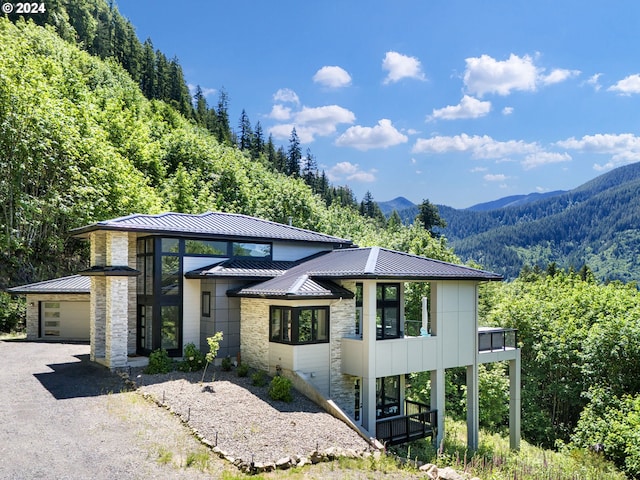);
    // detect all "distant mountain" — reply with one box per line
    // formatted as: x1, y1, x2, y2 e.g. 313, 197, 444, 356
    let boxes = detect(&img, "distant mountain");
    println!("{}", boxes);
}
435, 161, 640, 282
467, 191, 567, 211
378, 196, 415, 215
